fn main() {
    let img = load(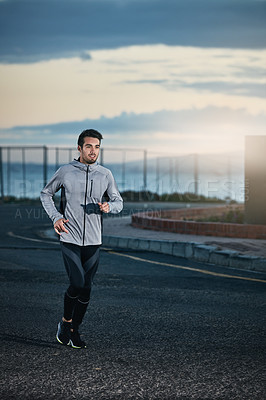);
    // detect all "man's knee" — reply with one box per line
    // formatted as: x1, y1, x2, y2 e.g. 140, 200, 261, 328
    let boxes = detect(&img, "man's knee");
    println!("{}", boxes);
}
69, 273, 85, 291
66, 285, 81, 299
79, 287, 91, 303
